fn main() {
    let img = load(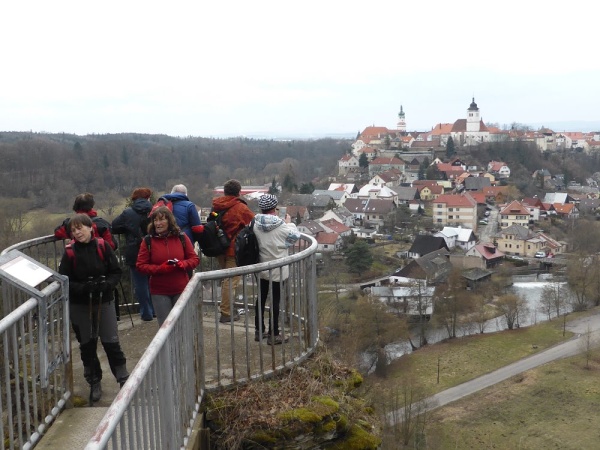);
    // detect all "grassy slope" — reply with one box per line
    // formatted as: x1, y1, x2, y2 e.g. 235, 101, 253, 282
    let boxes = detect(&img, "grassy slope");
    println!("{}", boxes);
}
374, 309, 599, 449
